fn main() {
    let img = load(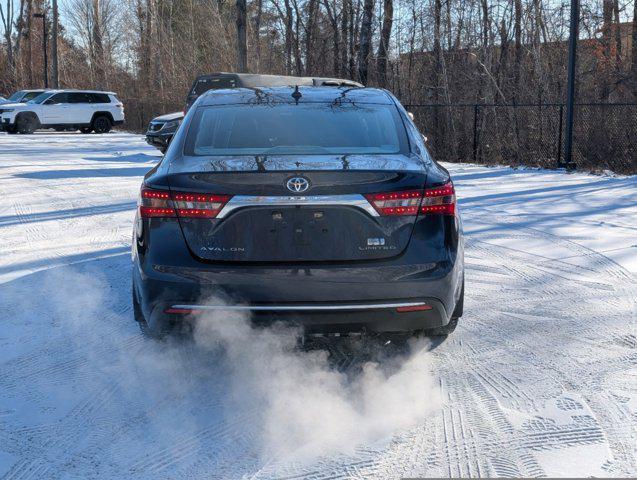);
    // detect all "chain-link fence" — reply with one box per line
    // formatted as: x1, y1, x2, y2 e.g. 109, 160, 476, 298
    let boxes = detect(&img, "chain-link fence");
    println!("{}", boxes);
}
405, 103, 637, 174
